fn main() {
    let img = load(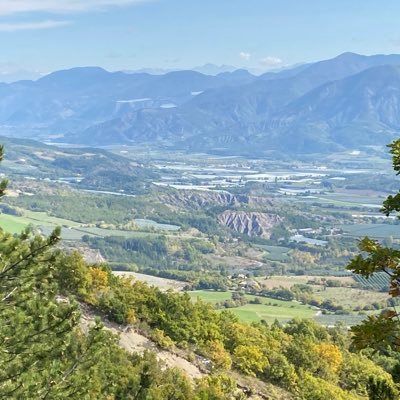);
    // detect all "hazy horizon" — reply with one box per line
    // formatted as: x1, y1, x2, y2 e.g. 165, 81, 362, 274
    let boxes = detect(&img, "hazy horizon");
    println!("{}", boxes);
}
2, 0, 400, 81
